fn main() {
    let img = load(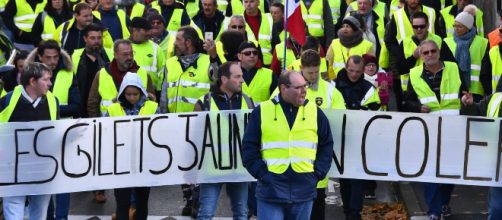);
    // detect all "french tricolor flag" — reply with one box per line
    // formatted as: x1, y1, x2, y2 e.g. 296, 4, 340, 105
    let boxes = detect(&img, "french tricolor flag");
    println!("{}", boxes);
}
285, 0, 306, 46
